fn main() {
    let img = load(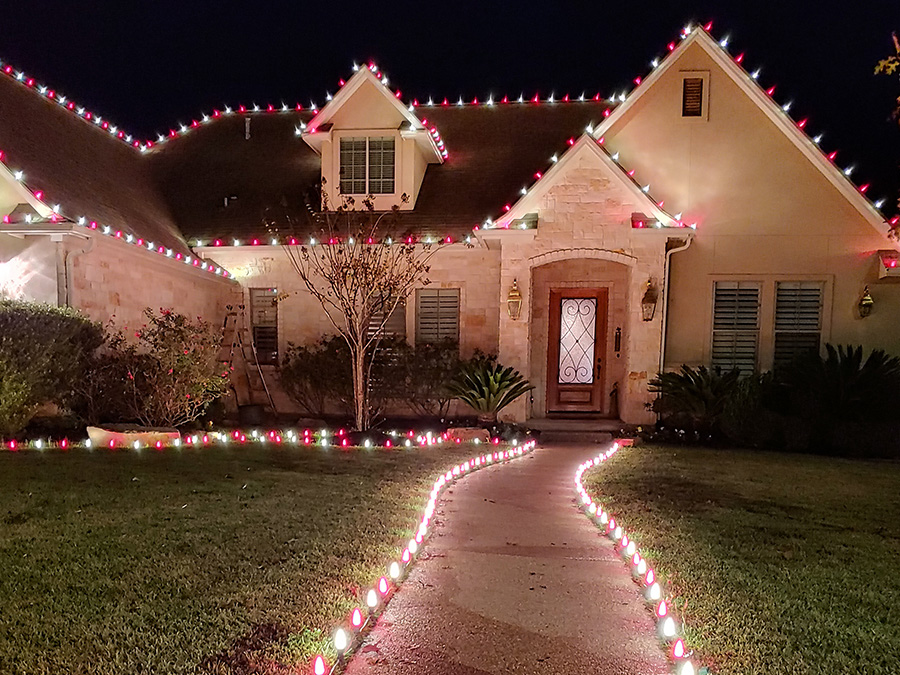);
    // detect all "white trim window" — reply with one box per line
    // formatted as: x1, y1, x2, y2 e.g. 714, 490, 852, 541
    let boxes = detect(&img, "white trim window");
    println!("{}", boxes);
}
773, 281, 823, 368
711, 281, 760, 373
339, 136, 395, 195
